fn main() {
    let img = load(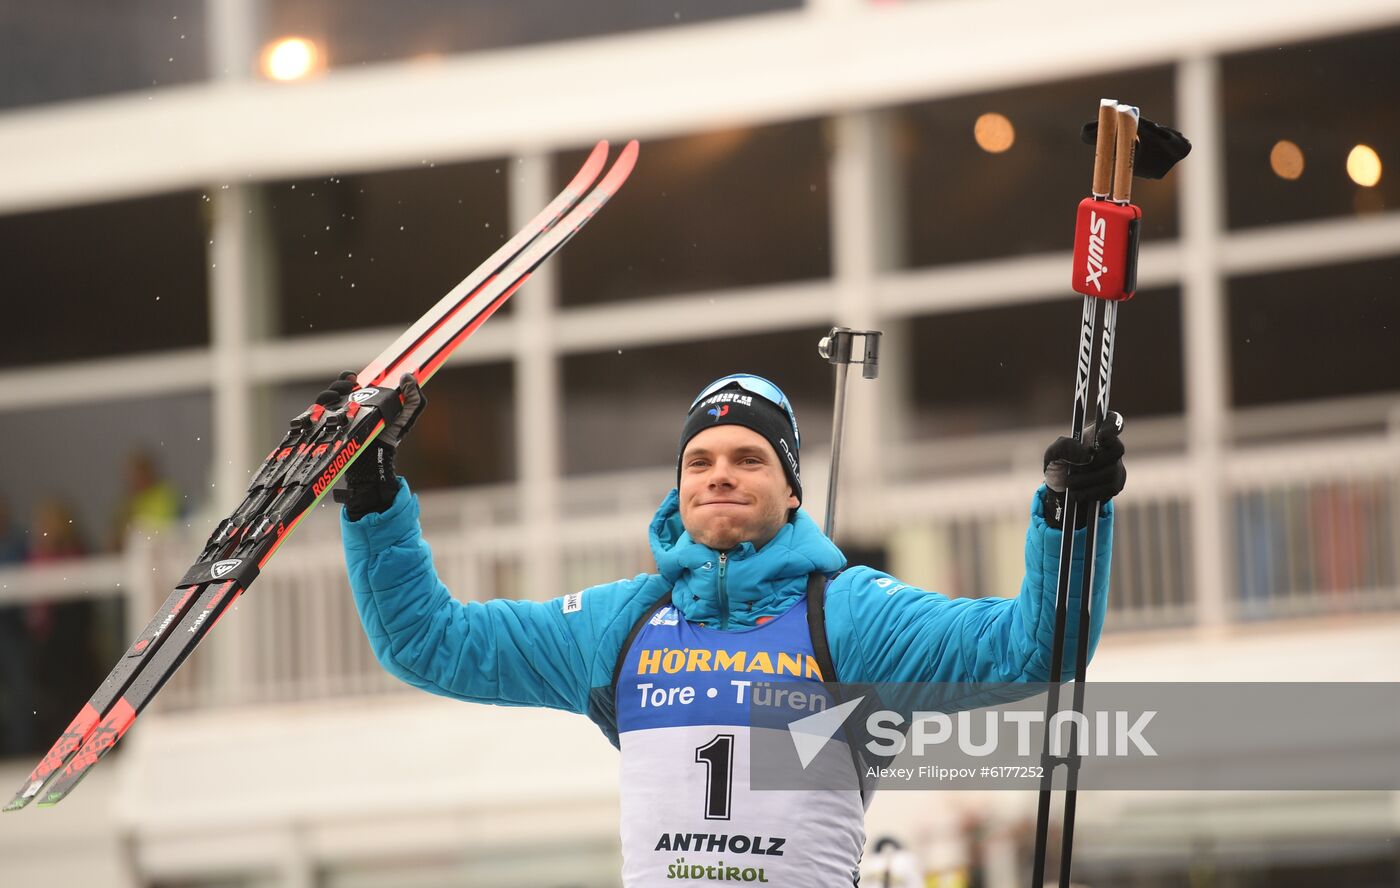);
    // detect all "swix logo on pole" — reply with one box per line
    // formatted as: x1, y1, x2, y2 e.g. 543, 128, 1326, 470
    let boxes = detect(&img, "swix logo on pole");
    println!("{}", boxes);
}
1073, 303, 1095, 406
1084, 211, 1109, 292
1071, 197, 1140, 302
312, 438, 361, 496
1095, 310, 1117, 416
